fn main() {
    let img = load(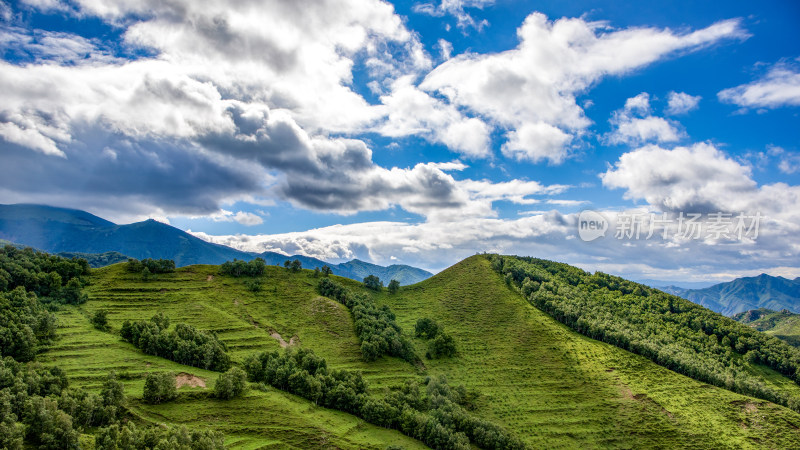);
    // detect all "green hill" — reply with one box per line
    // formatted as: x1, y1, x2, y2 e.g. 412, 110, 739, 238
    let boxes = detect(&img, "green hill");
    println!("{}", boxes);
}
24, 254, 800, 448
735, 308, 800, 347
